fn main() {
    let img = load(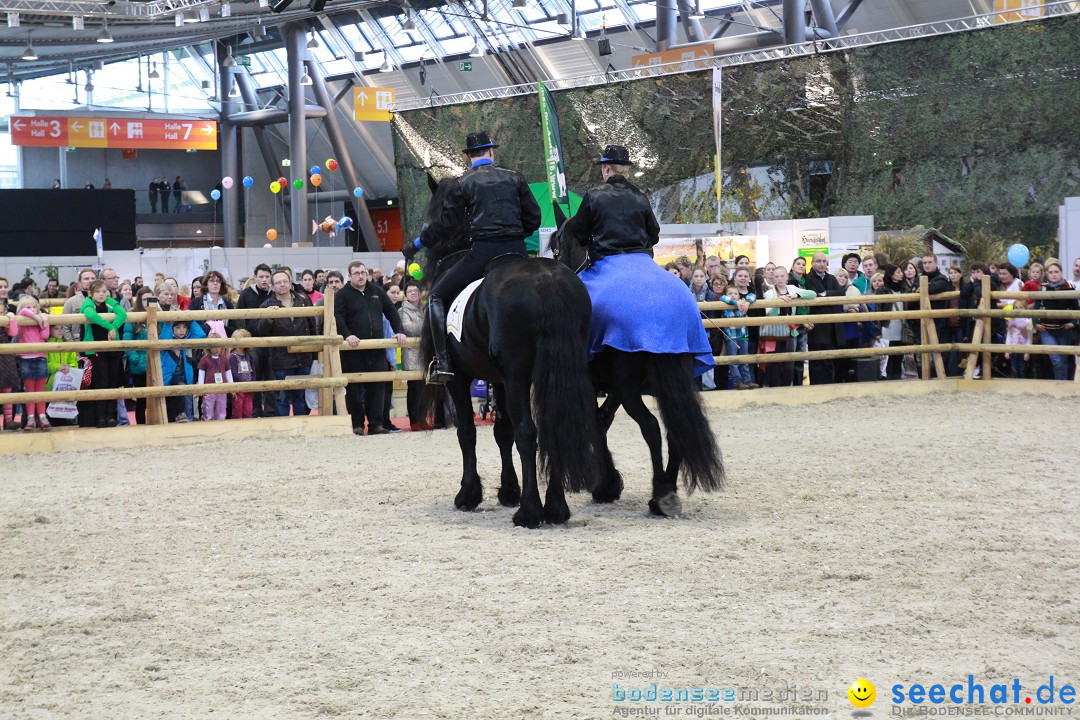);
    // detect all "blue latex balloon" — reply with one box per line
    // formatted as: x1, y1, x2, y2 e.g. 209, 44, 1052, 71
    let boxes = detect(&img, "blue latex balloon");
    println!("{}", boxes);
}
353, 186, 364, 198
310, 165, 321, 175
1007, 243, 1030, 267
337, 216, 353, 230
210, 189, 221, 201
242, 175, 254, 188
